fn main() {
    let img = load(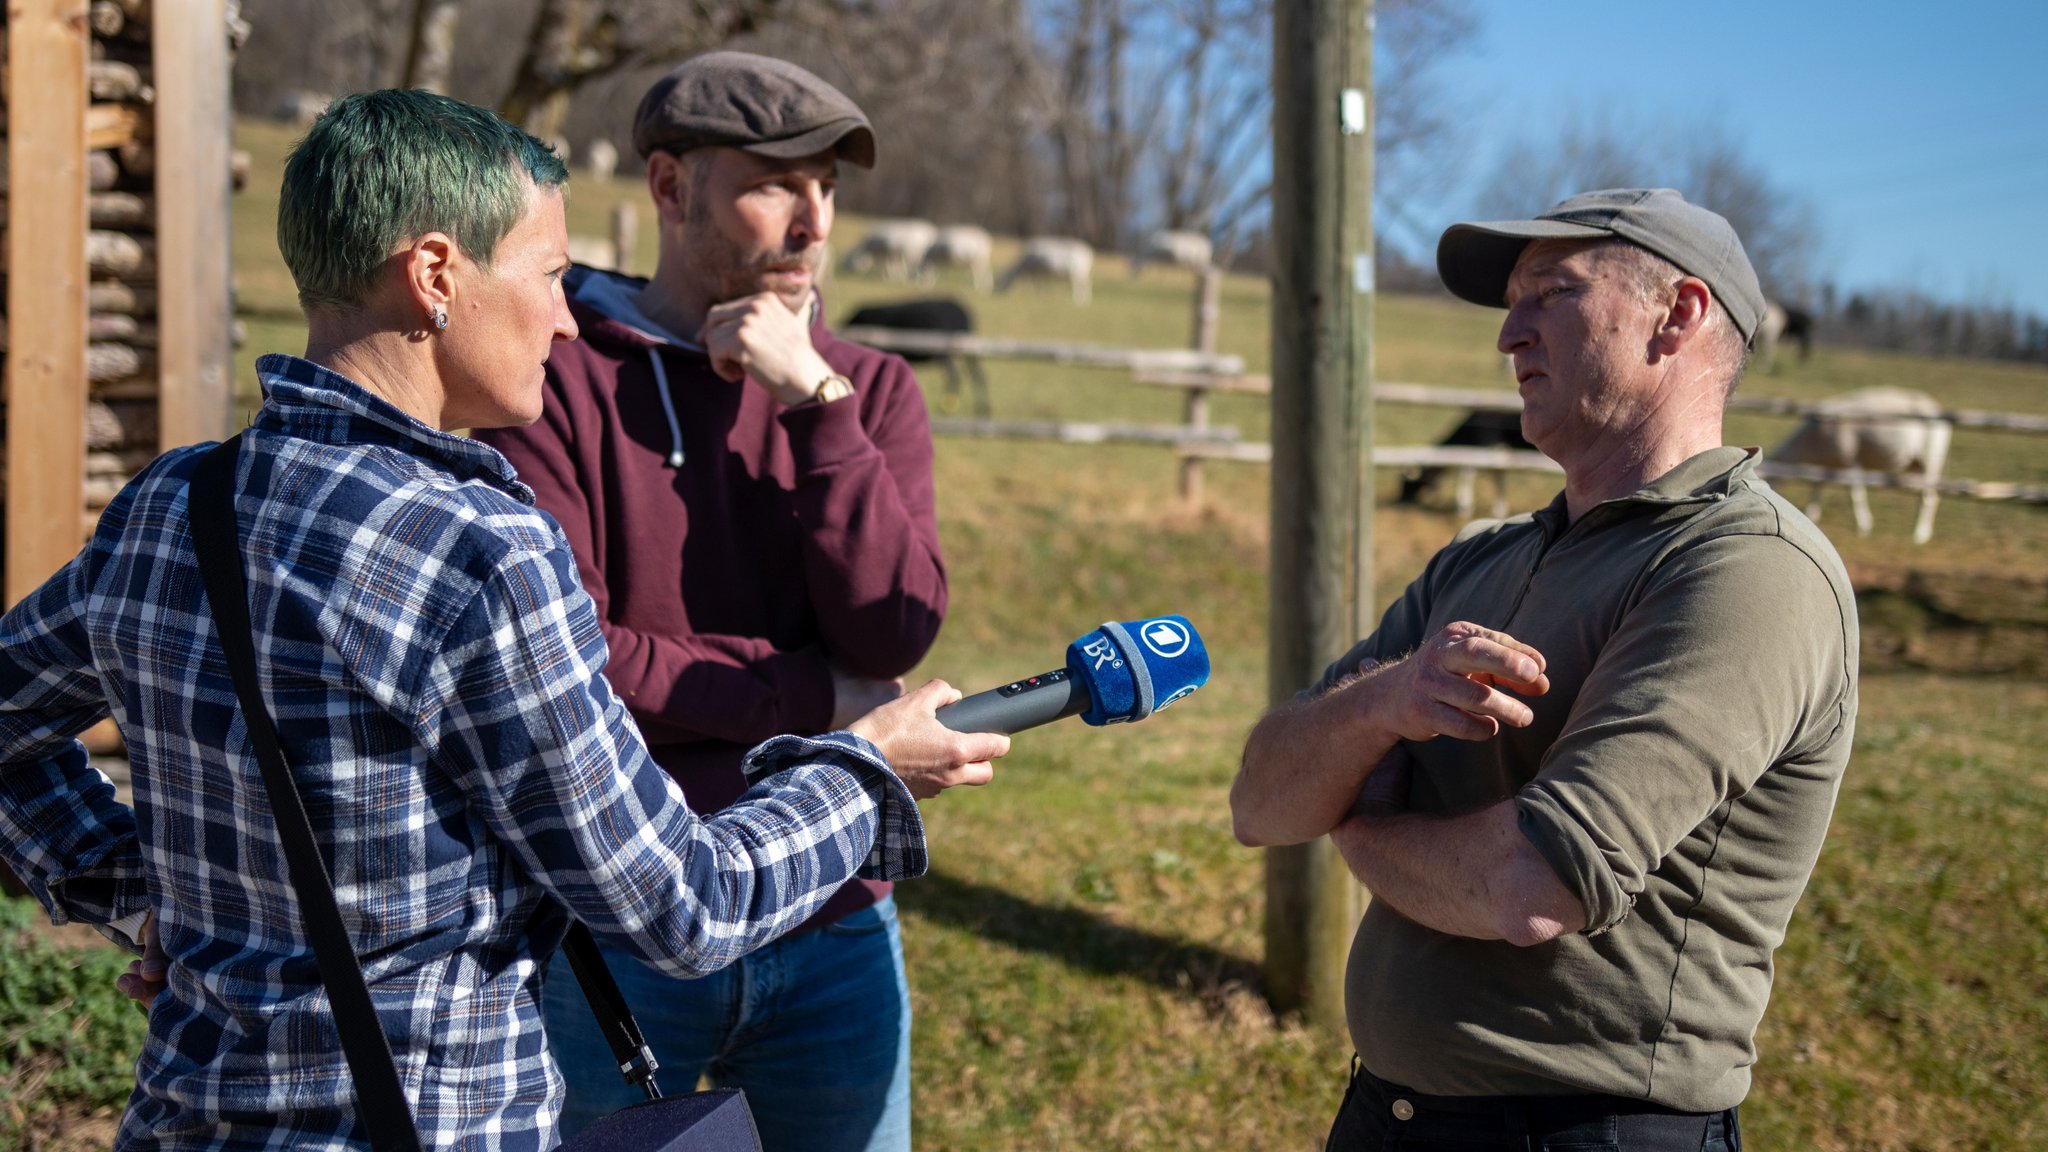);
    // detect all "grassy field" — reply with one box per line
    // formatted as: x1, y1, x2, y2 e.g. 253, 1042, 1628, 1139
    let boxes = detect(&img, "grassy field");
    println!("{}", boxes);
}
5, 118, 2044, 1149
